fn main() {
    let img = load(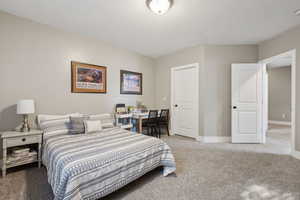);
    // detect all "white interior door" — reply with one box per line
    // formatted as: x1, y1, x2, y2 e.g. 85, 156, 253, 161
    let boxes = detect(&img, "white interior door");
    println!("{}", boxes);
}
232, 63, 263, 143
171, 63, 199, 138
